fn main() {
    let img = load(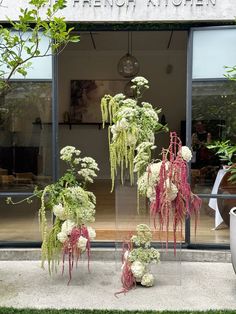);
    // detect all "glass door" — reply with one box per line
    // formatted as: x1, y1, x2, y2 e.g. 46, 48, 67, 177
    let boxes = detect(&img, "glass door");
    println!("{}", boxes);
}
187, 26, 236, 246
